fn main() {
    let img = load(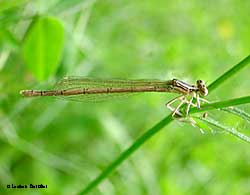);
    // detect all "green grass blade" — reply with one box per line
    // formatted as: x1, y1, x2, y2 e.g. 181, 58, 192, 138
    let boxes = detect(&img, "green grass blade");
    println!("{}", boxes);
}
208, 55, 250, 92
197, 117, 250, 143
78, 55, 250, 194
221, 107, 250, 124
79, 95, 250, 194
190, 117, 213, 133
190, 96, 250, 114
79, 115, 173, 195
